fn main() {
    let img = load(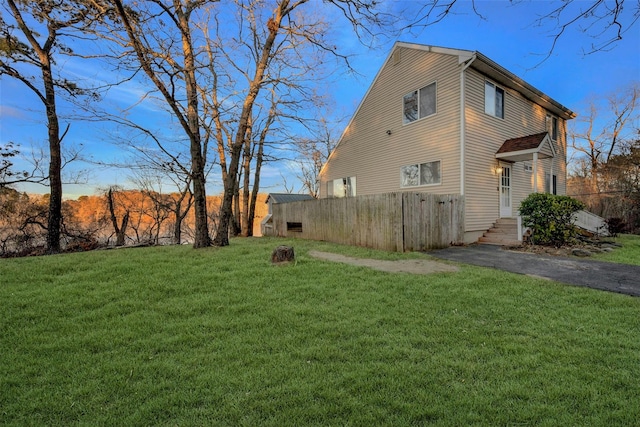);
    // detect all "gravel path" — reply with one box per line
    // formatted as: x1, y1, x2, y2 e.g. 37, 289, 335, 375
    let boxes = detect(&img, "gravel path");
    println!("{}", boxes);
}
308, 250, 459, 274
